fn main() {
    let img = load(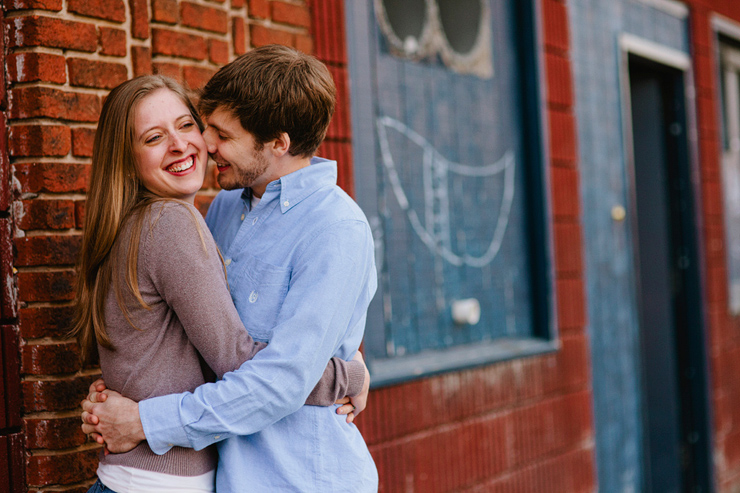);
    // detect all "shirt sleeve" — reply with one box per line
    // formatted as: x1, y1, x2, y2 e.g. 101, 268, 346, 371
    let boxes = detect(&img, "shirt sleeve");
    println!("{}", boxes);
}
139, 218, 375, 453
142, 204, 365, 404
